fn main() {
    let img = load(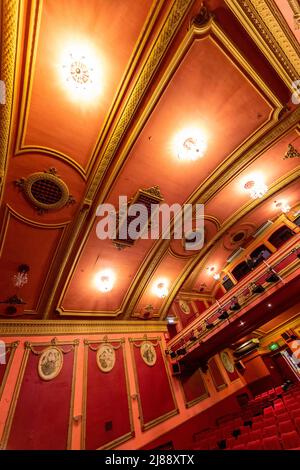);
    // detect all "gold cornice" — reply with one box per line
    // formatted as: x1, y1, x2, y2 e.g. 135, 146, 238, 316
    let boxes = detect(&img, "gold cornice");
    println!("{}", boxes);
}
0, 320, 168, 336
0, 0, 20, 199
226, 0, 300, 85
